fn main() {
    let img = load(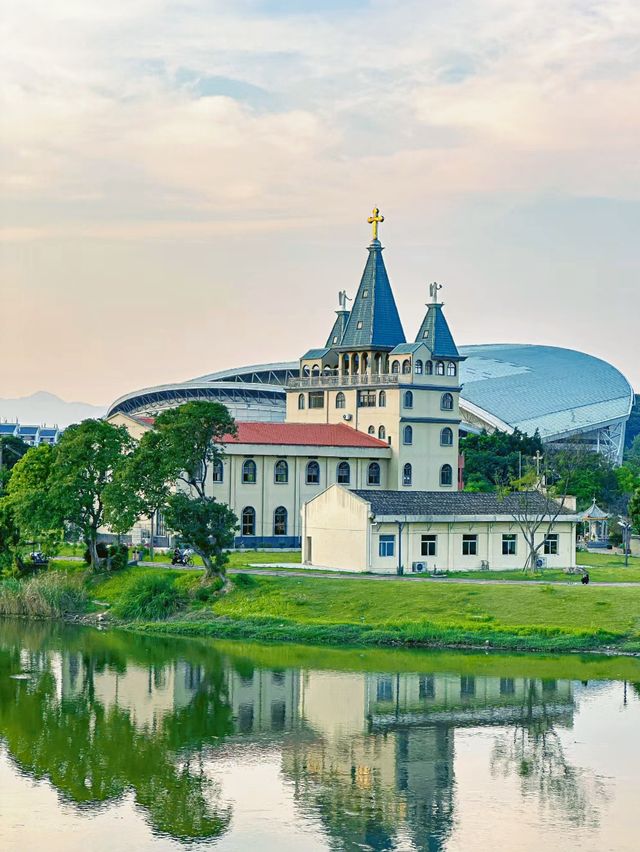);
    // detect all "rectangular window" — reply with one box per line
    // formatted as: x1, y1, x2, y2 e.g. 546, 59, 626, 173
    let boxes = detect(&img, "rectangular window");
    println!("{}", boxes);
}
544, 534, 559, 555
421, 534, 437, 557
379, 535, 395, 557
462, 534, 477, 556
460, 676, 475, 697
376, 676, 393, 701
308, 391, 325, 409
357, 391, 377, 407
419, 675, 435, 699
500, 678, 515, 695
502, 534, 517, 555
